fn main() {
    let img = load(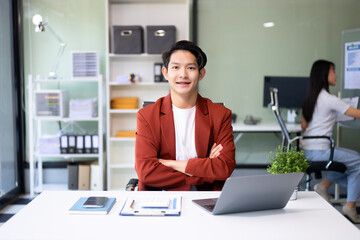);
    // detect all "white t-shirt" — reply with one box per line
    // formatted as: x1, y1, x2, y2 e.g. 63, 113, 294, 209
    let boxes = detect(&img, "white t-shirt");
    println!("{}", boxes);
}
300, 89, 350, 150
172, 104, 198, 161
